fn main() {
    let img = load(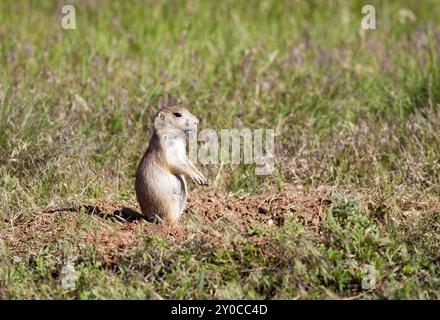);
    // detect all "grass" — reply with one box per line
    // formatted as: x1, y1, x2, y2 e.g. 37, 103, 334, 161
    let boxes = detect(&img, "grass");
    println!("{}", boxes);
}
0, 0, 439, 299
